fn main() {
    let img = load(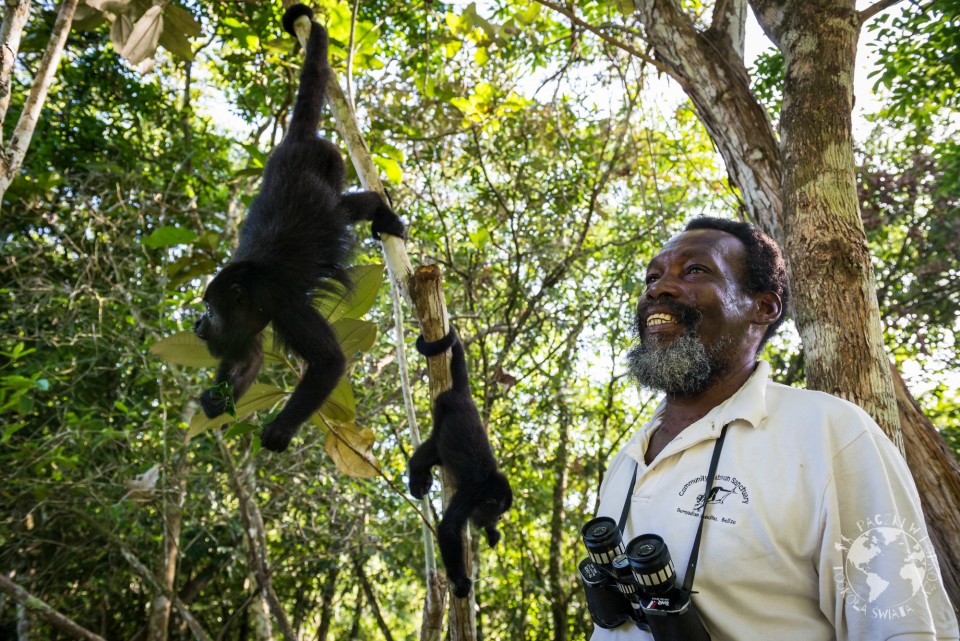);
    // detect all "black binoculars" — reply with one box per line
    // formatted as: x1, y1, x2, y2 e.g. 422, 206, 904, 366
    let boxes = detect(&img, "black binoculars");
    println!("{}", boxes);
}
578, 516, 711, 641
